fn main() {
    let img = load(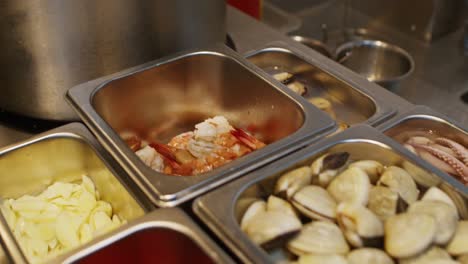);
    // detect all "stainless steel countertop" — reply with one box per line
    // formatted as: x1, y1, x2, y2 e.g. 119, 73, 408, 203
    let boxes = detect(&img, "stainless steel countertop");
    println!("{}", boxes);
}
256, 1, 468, 126
0, 5, 465, 148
